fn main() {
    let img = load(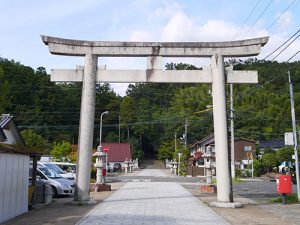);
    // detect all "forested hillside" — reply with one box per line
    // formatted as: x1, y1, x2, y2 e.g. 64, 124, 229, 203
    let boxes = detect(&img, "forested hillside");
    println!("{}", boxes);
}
1, 57, 300, 158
